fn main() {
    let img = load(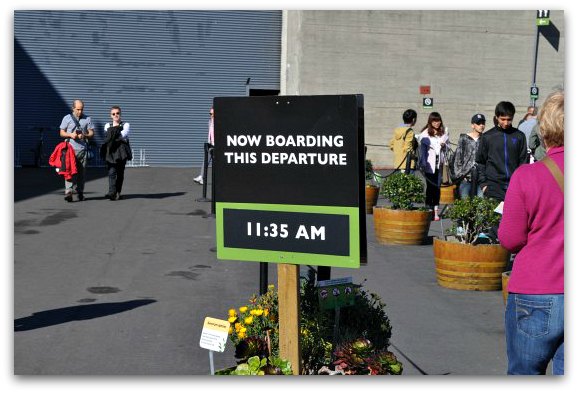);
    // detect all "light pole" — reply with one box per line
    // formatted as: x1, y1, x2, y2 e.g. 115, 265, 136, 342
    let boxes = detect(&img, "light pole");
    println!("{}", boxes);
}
532, 10, 550, 106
